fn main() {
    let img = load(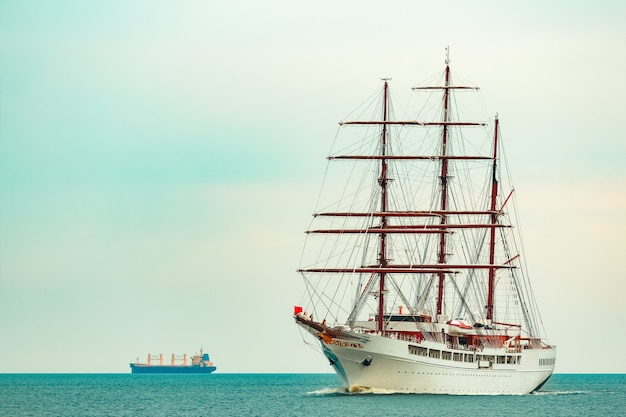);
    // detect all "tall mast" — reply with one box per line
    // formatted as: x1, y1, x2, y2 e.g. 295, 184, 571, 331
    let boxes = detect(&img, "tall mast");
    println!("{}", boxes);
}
377, 78, 391, 332
486, 116, 500, 320
436, 52, 451, 317
301, 58, 489, 326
